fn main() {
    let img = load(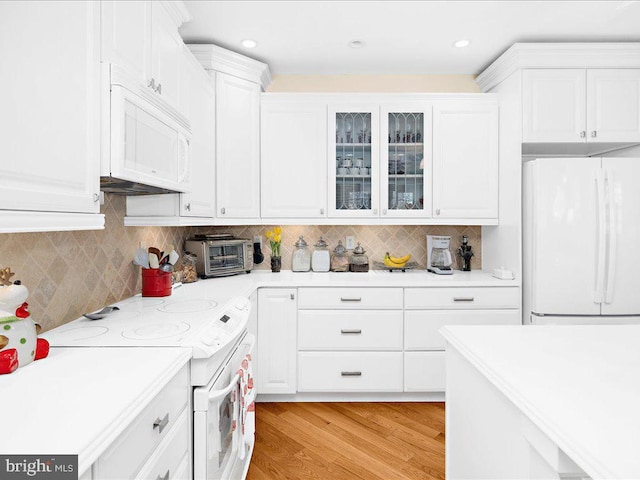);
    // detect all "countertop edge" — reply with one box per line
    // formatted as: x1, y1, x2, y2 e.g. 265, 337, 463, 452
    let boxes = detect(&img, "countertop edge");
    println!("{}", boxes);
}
440, 326, 613, 480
